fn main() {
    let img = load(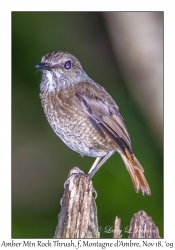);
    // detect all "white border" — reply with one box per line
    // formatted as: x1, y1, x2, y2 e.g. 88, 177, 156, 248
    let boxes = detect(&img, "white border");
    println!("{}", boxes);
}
0, 0, 175, 245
